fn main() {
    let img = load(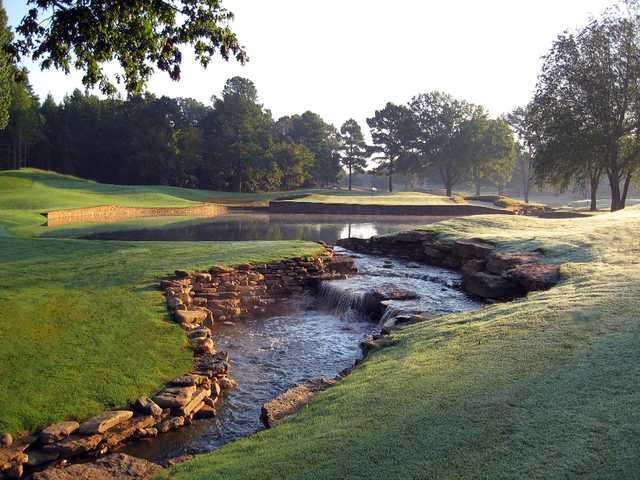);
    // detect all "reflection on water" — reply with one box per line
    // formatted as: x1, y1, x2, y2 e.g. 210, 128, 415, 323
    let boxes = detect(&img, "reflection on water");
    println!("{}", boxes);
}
85, 212, 451, 243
